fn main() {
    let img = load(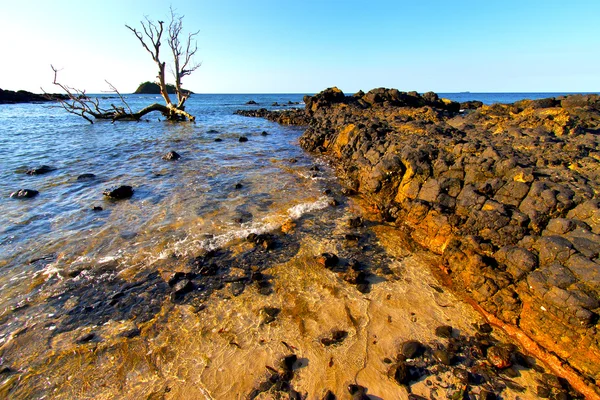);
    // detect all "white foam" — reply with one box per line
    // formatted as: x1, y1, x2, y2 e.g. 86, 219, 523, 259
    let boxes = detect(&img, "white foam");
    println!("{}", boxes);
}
287, 196, 330, 219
